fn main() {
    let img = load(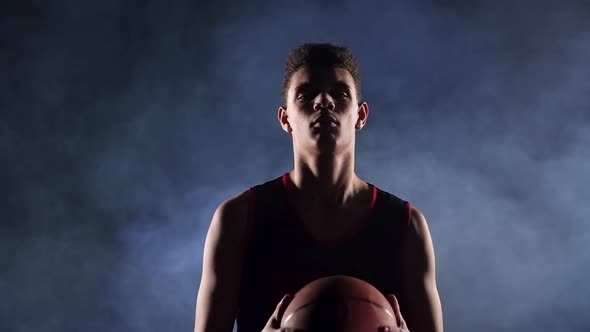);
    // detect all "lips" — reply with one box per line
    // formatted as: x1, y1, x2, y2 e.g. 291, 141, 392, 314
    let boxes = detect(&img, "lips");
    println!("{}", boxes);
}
312, 116, 338, 127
